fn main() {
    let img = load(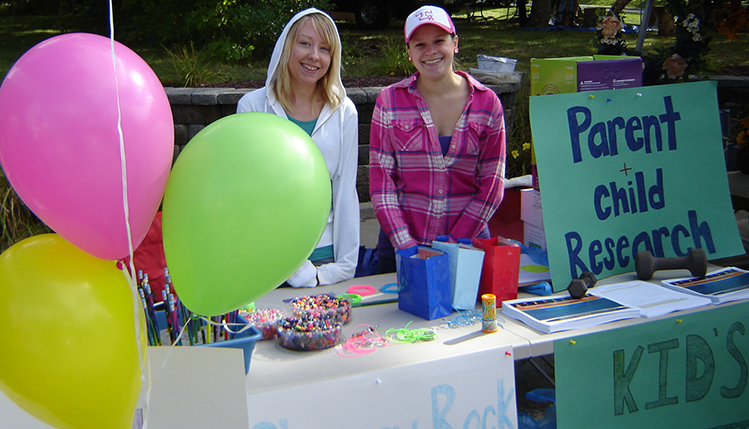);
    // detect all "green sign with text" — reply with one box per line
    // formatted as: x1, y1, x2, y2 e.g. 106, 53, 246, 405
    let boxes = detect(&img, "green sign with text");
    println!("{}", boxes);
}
555, 302, 749, 428
529, 81, 744, 291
